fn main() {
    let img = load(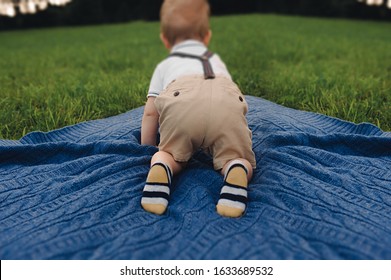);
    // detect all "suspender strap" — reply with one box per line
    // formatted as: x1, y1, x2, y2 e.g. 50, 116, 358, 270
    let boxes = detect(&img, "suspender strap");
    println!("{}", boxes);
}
201, 50, 216, 79
169, 50, 216, 79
